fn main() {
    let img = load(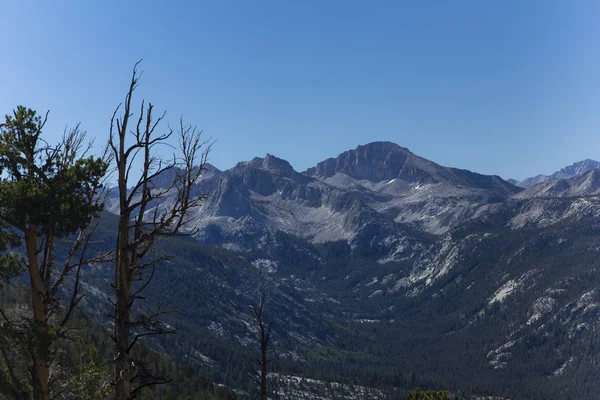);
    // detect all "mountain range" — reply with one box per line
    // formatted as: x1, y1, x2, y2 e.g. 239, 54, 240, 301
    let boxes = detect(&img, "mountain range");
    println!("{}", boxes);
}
91, 142, 600, 399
